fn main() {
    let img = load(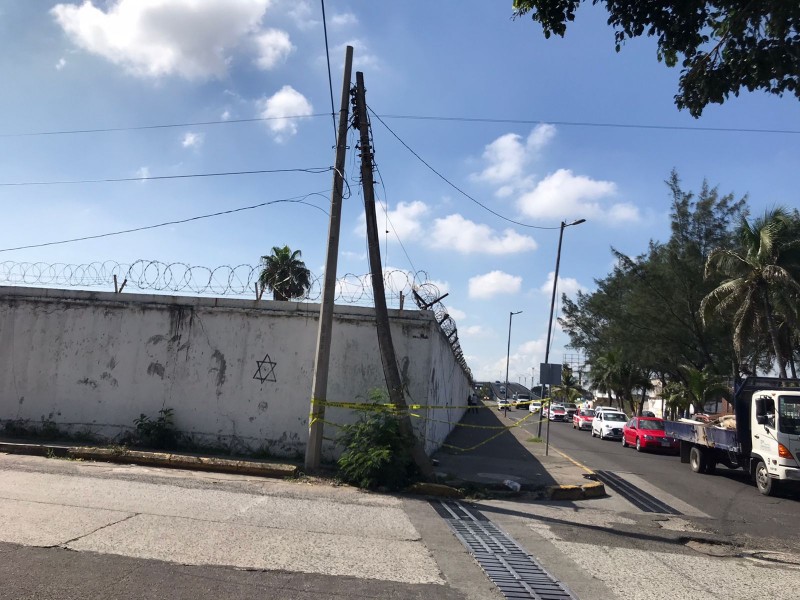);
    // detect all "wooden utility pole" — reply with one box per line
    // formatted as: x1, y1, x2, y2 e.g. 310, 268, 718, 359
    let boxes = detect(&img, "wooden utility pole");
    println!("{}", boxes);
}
353, 71, 433, 479
305, 46, 353, 473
